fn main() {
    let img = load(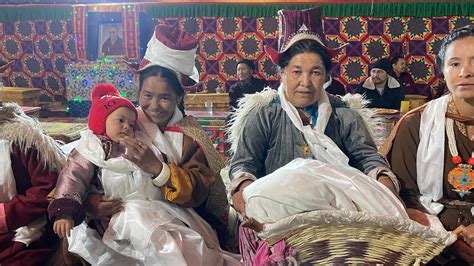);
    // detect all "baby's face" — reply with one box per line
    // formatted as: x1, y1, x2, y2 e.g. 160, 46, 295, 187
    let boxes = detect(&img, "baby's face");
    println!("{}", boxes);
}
105, 107, 136, 143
